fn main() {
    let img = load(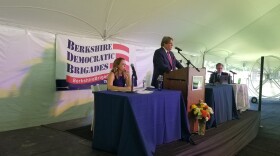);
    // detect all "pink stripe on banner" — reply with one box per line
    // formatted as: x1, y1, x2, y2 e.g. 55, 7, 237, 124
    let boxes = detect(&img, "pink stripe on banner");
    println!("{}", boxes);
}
113, 44, 129, 53
116, 53, 129, 62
